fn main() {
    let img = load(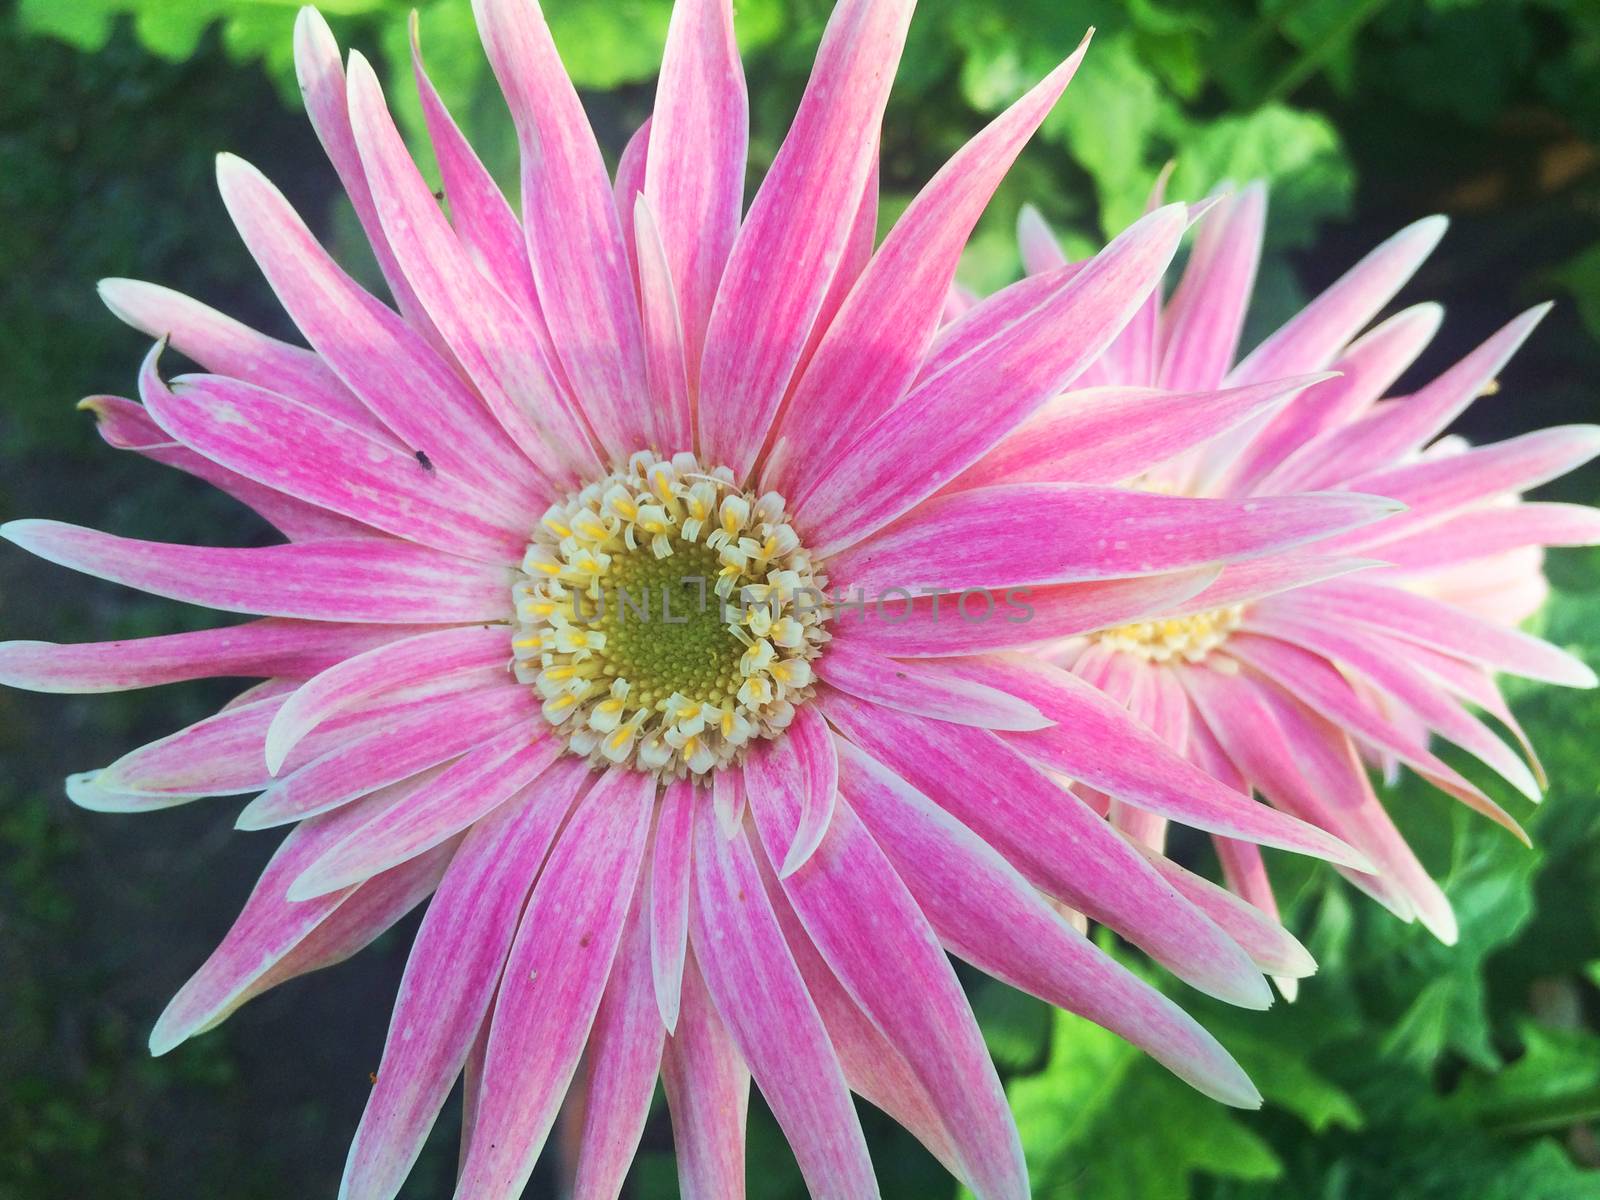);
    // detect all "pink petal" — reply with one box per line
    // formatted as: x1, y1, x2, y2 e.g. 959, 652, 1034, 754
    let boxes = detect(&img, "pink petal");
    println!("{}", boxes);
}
950, 375, 1328, 492
1223, 633, 1529, 841
287, 725, 562, 899
455, 766, 655, 1200
214, 154, 537, 498
1227, 215, 1448, 387
697, 0, 914, 478
0, 619, 420, 694
1225, 302, 1445, 495
819, 690, 1271, 1008
764, 40, 1089, 497
96, 278, 382, 434
826, 485, 1400, 594
836, 738, 1260, 1106
571, 875, 665, 1200
650, 778, 696, 1034
148, 785, 409, 1054
292, 8, 445, 352
956, 655, 1368, 866
632, 197, 695, 449
687, 806, 878, 1198
473, 0, 658, 462
795, 206, 1190, 553
1016, 204, 1068, 275
1276, 579, 1596, 687
645, 0, 748, 387
264, 625, 509, 774
1135, 847, 1315, 978
240, 684, 534, 829
814, 641, 1050, 731
339, 772, 577, 1200
1172, 553, 1379, 612
1157, 183, 1266, 391
740, 705, 837, 877
661, 952, 750, 1200
747, 787, 1028, 1199
829, 568, 1221, 657
140, 357, 526, 561
1372, 502, 1600, 572
712, 762, 746, 838
613, 117, 651, 284
917, 269, 1073, 387
79, 394, 374, 542
1, 520, 513, 624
